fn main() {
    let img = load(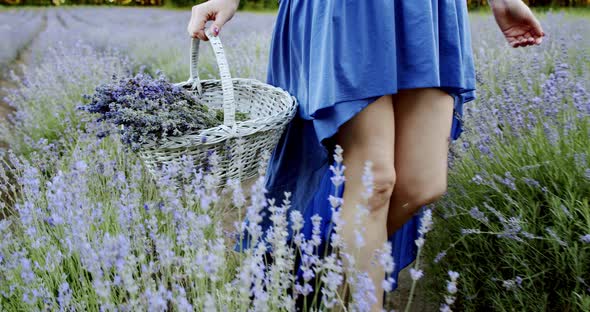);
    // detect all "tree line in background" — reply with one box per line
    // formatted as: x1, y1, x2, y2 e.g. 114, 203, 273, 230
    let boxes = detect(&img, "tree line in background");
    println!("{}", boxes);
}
1, 0, 589, 7
0, 0, 278, 7
168, 0, 279, 10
